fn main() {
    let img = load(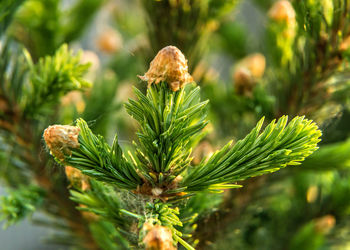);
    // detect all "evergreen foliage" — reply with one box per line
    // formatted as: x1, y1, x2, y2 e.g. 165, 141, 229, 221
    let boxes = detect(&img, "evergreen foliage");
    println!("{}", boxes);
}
24, 44, 91, 118
0, 185, 45, 228
0, 0, 350, 249
41, 46, 321, 248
